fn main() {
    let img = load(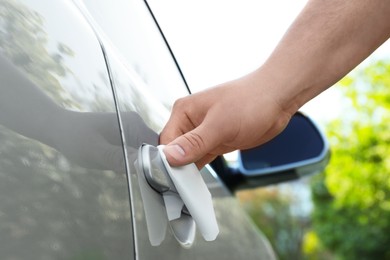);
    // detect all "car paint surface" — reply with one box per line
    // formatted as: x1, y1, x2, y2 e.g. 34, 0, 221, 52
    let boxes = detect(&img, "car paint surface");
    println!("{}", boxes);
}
0, 0, 134, 259
0, 0, 276, 259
